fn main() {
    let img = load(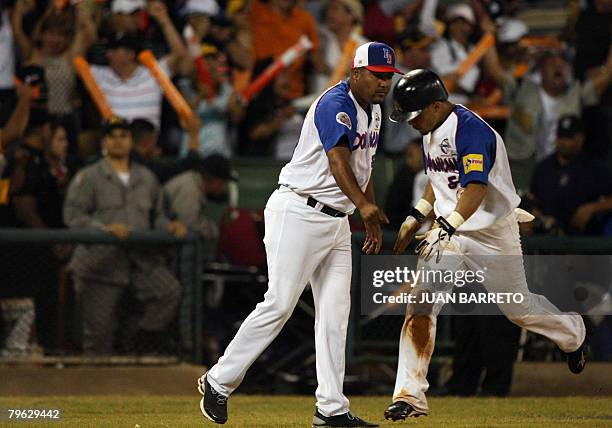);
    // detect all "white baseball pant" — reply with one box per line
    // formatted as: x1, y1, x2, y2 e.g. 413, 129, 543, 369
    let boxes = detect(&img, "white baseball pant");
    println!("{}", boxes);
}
393, 211, 586, 413
207, 187, 353, 416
